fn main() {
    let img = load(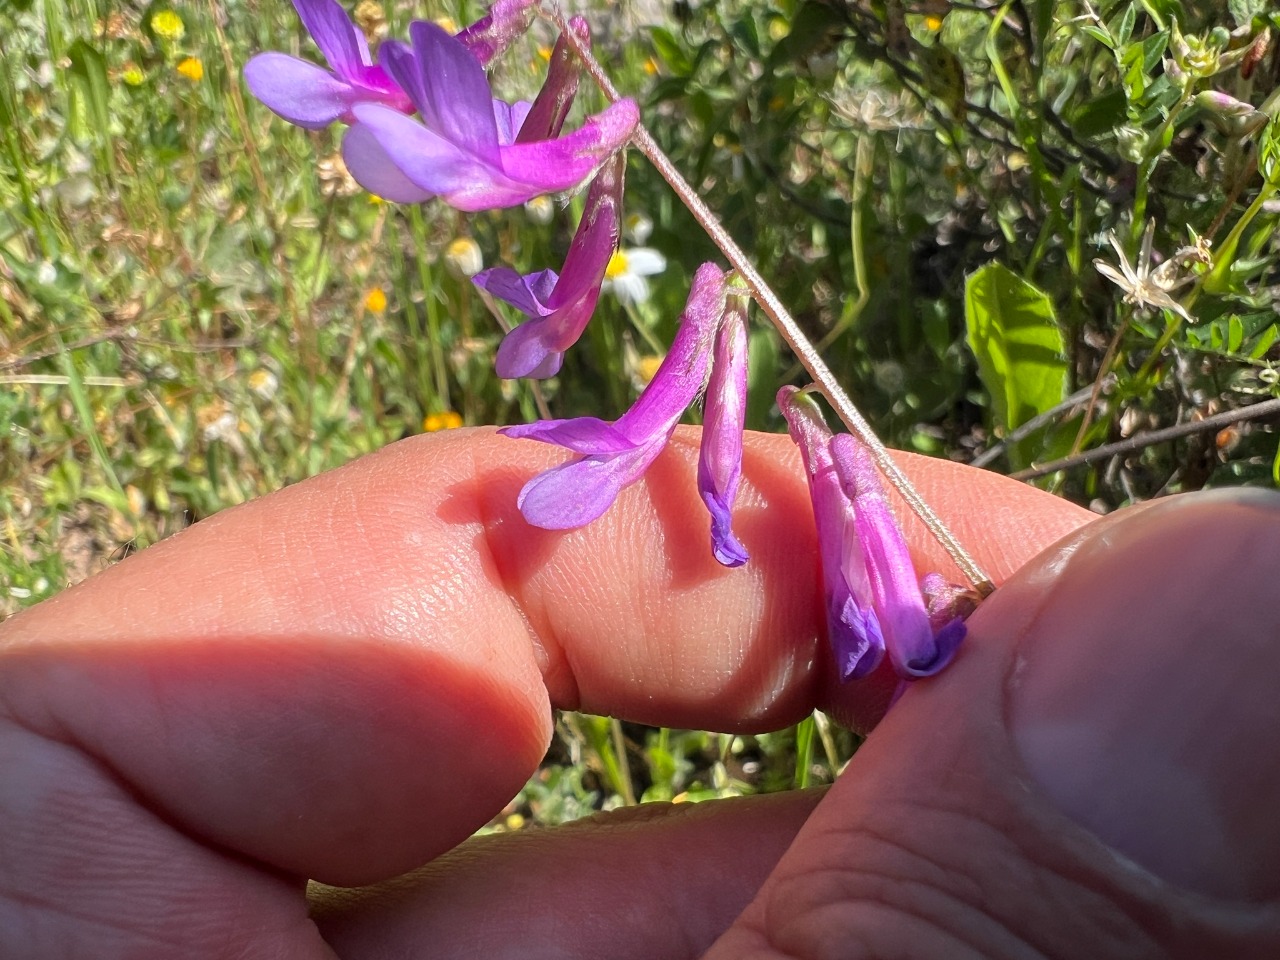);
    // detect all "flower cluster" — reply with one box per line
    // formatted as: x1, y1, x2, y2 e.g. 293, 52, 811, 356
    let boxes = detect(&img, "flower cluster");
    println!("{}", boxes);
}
245, 0, 970, 683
